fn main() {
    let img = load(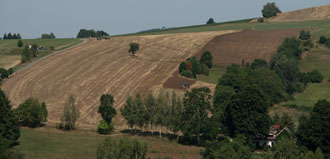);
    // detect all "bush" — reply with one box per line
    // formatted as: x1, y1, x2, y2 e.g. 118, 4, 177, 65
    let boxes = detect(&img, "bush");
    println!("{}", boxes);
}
200, 64, 209, 76
299, 30, 311, 40
96, 137, 147, 159
300, 70, 324, 84
97, 120, 113, 134
257, 18, 264, 23
319, 36, 328, 44
14, 98, 48, 128
41, 33, 55, 39
0, 68, 9, 79
17, 40, 23, 48
181, 70, 194, 78
49, 46, 55, 51
129, 43, 139, 55
262, 2, 281, 18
